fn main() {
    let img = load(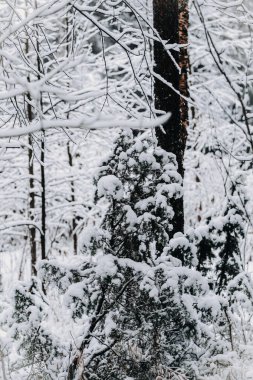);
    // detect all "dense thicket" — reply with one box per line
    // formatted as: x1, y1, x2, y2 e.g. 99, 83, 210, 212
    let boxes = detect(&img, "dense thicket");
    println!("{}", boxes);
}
0, 1, 253, 380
